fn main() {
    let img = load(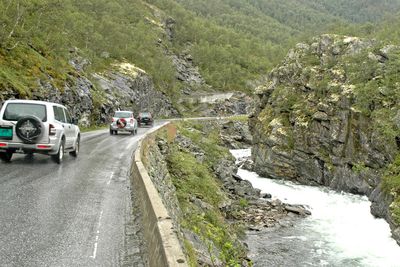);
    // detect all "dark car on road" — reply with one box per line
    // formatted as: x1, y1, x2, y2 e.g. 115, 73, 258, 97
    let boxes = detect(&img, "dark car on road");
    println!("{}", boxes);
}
137, 112, 153, 127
